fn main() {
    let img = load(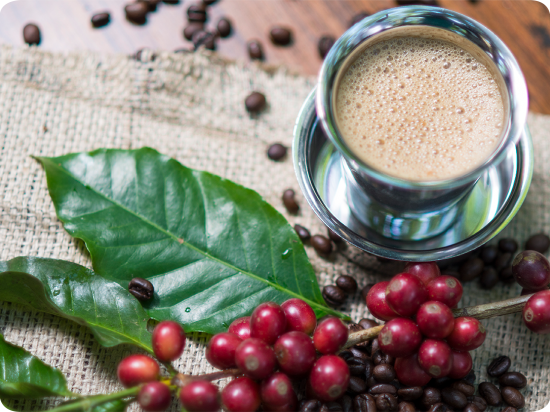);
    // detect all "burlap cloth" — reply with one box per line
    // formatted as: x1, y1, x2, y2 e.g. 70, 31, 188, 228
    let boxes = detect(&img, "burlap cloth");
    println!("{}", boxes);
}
0, 45, 548, 411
